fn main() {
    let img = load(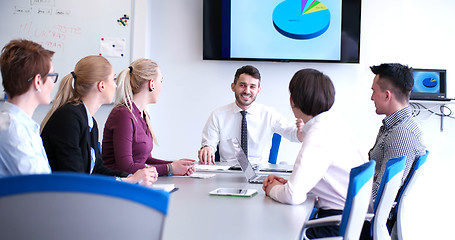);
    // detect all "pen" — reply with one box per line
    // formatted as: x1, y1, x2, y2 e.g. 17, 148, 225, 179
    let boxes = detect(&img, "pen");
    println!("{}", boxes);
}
145, 163, 158, 179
